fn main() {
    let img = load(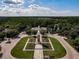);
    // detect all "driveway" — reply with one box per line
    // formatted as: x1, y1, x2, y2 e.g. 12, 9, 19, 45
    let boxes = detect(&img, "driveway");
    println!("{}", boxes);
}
0, 33, 28, 59
48, 34, 79, 59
